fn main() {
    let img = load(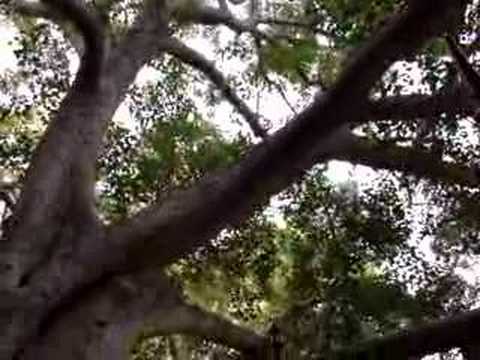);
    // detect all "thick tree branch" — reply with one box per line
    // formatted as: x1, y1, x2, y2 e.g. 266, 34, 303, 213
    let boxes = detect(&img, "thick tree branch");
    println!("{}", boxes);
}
106, 1, 462, 272
0, 5, 172, 357
5, 0, 108, 287
164, 37, 267, 138
367, 85, 477, 122
324, 307, 480, 360
21, 271, 266, 358
156, 303, 266, 356
332, 136, 479, 187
